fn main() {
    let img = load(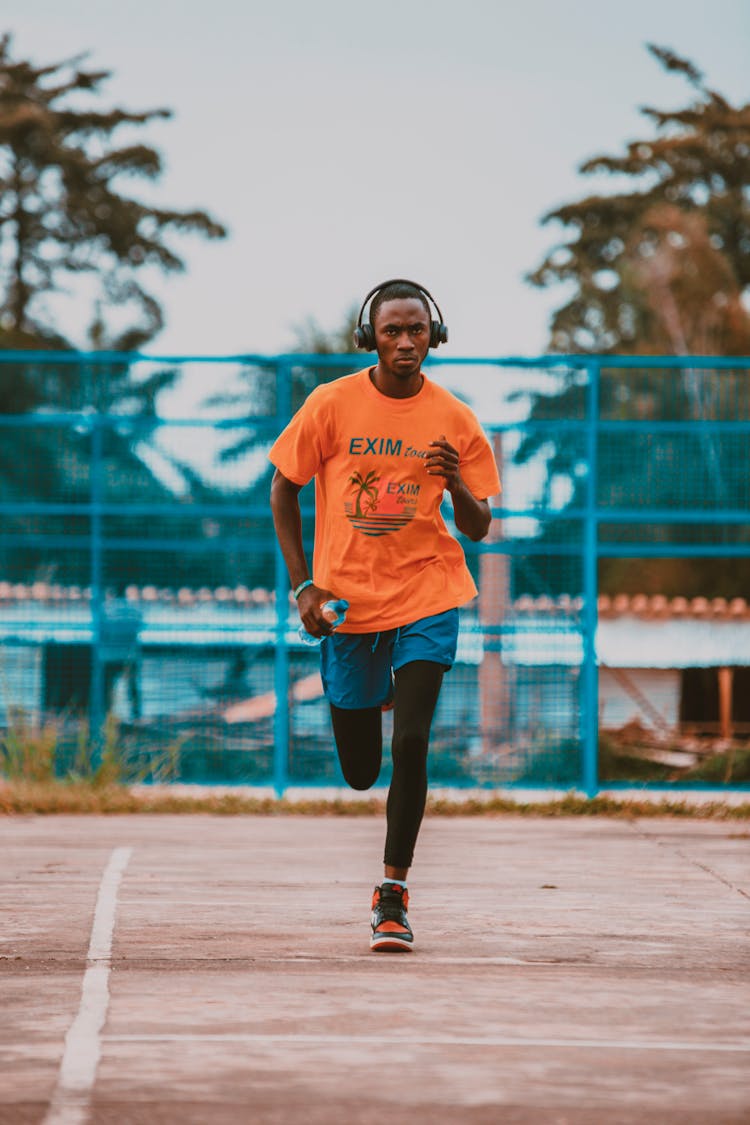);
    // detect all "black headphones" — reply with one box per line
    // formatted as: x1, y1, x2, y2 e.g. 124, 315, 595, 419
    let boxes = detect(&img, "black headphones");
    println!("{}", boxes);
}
353, 278, 449, 351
